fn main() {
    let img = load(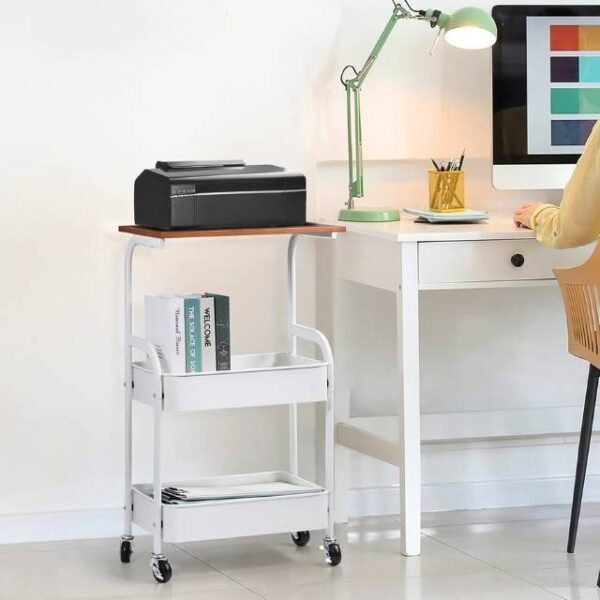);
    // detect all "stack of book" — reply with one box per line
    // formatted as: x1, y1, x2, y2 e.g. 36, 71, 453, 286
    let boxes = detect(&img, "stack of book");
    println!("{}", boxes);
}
145, 294, 231, 373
